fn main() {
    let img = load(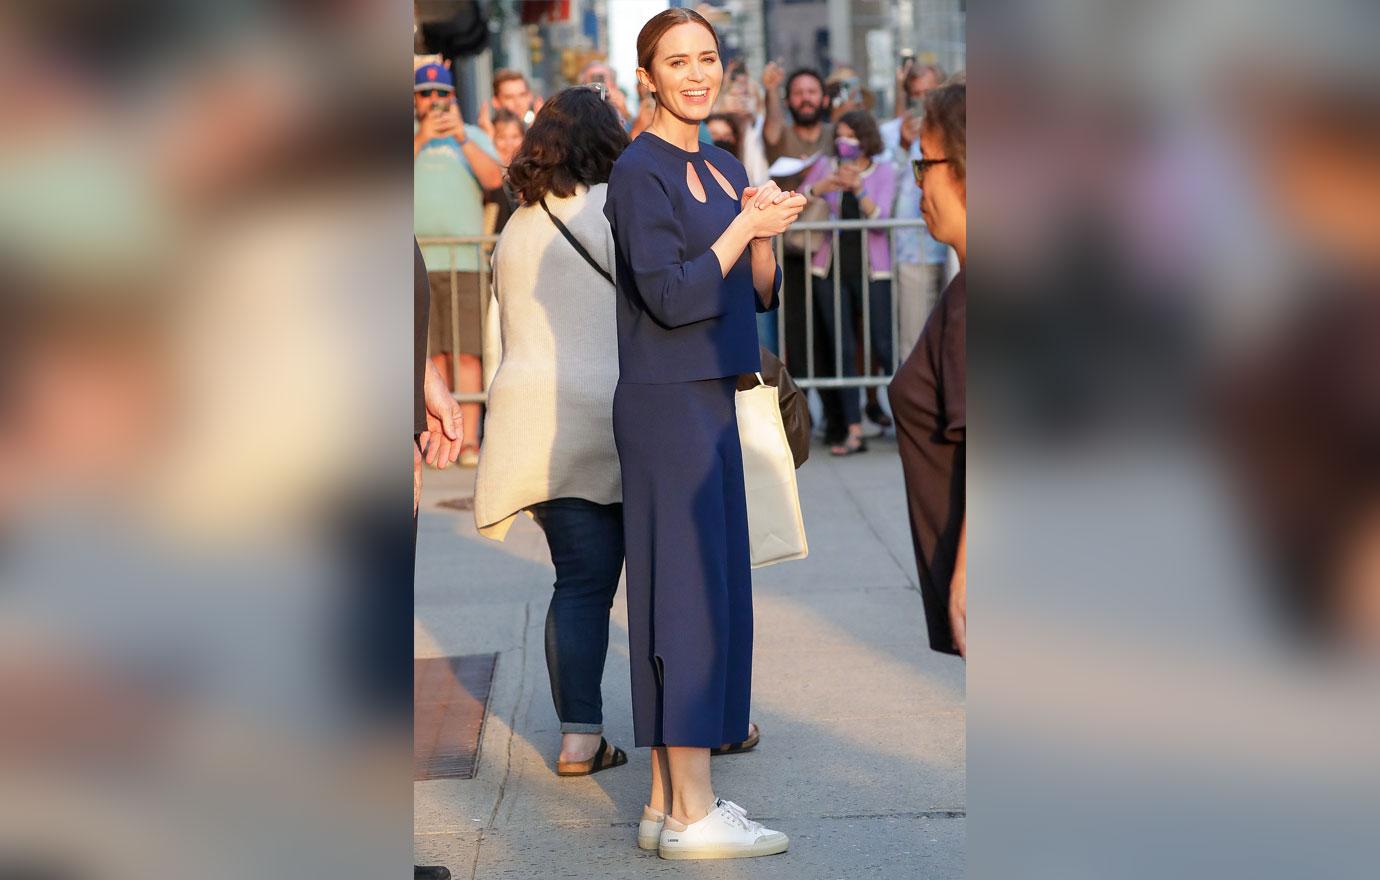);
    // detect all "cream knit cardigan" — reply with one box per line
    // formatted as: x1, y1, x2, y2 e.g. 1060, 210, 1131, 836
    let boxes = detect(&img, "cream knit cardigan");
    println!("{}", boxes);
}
473, 184, 621, 540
